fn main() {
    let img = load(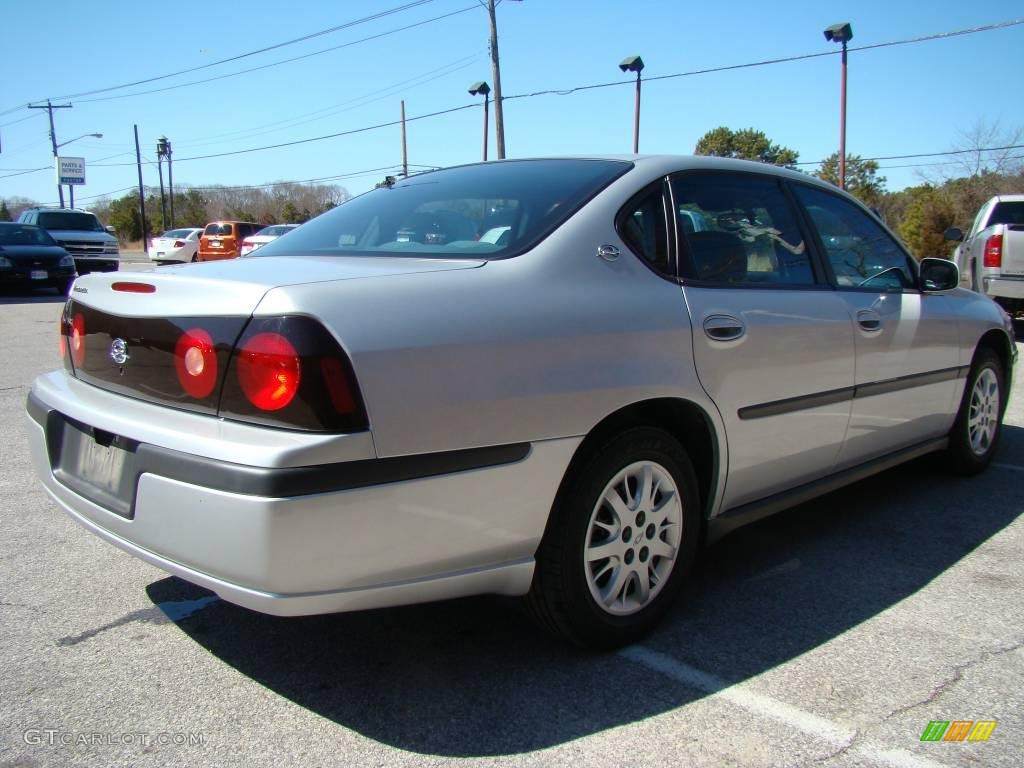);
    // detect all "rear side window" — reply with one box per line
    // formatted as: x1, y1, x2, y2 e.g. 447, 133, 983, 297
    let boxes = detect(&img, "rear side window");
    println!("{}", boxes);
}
794, 184, 914, 290
204, 224, 232, 236
672, 173, 814, 286
617, 186, 671, 276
